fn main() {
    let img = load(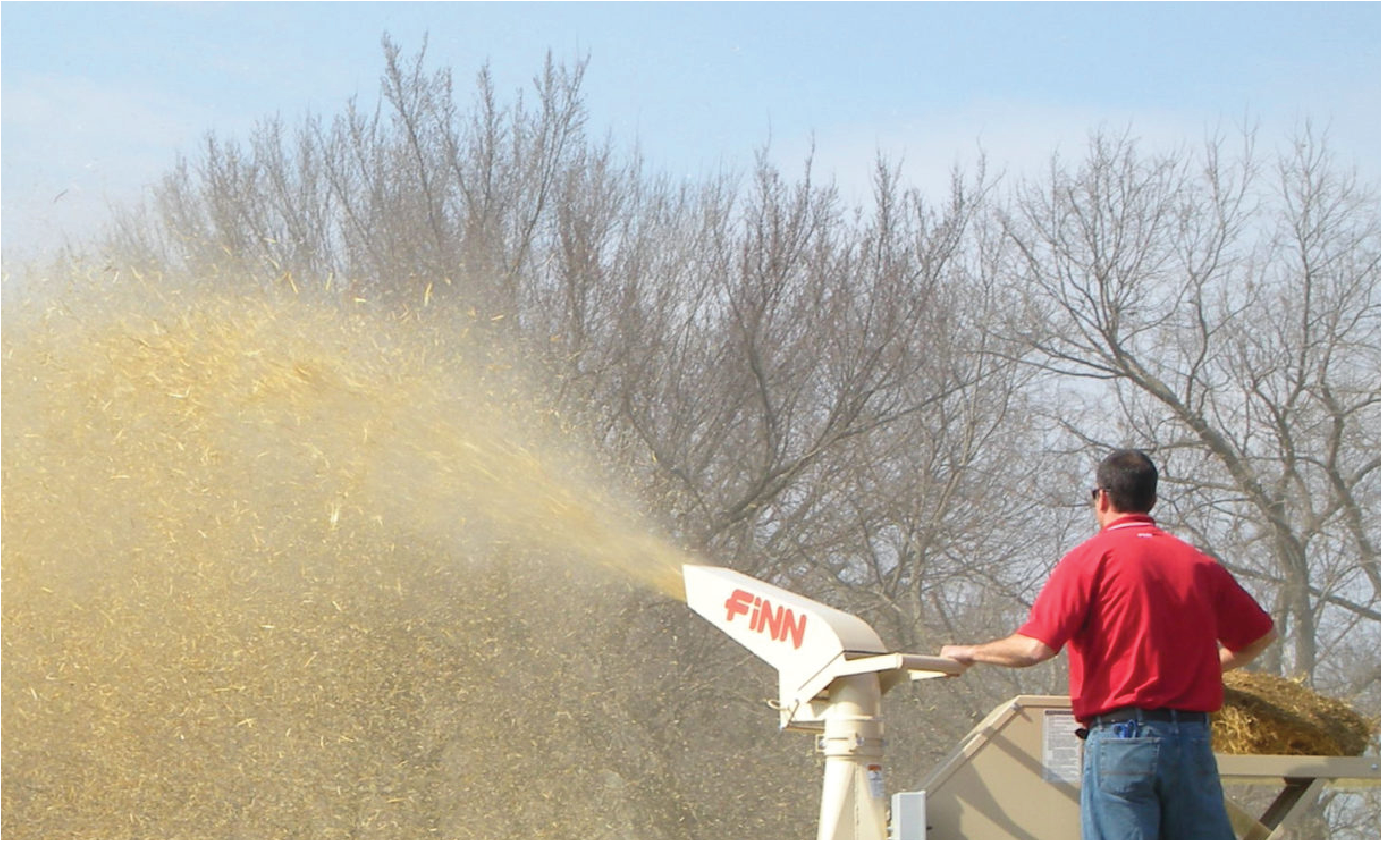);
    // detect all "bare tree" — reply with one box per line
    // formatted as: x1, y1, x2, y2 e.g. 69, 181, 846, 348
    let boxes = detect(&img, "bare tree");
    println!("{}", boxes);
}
1002, 127, 1379, 686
